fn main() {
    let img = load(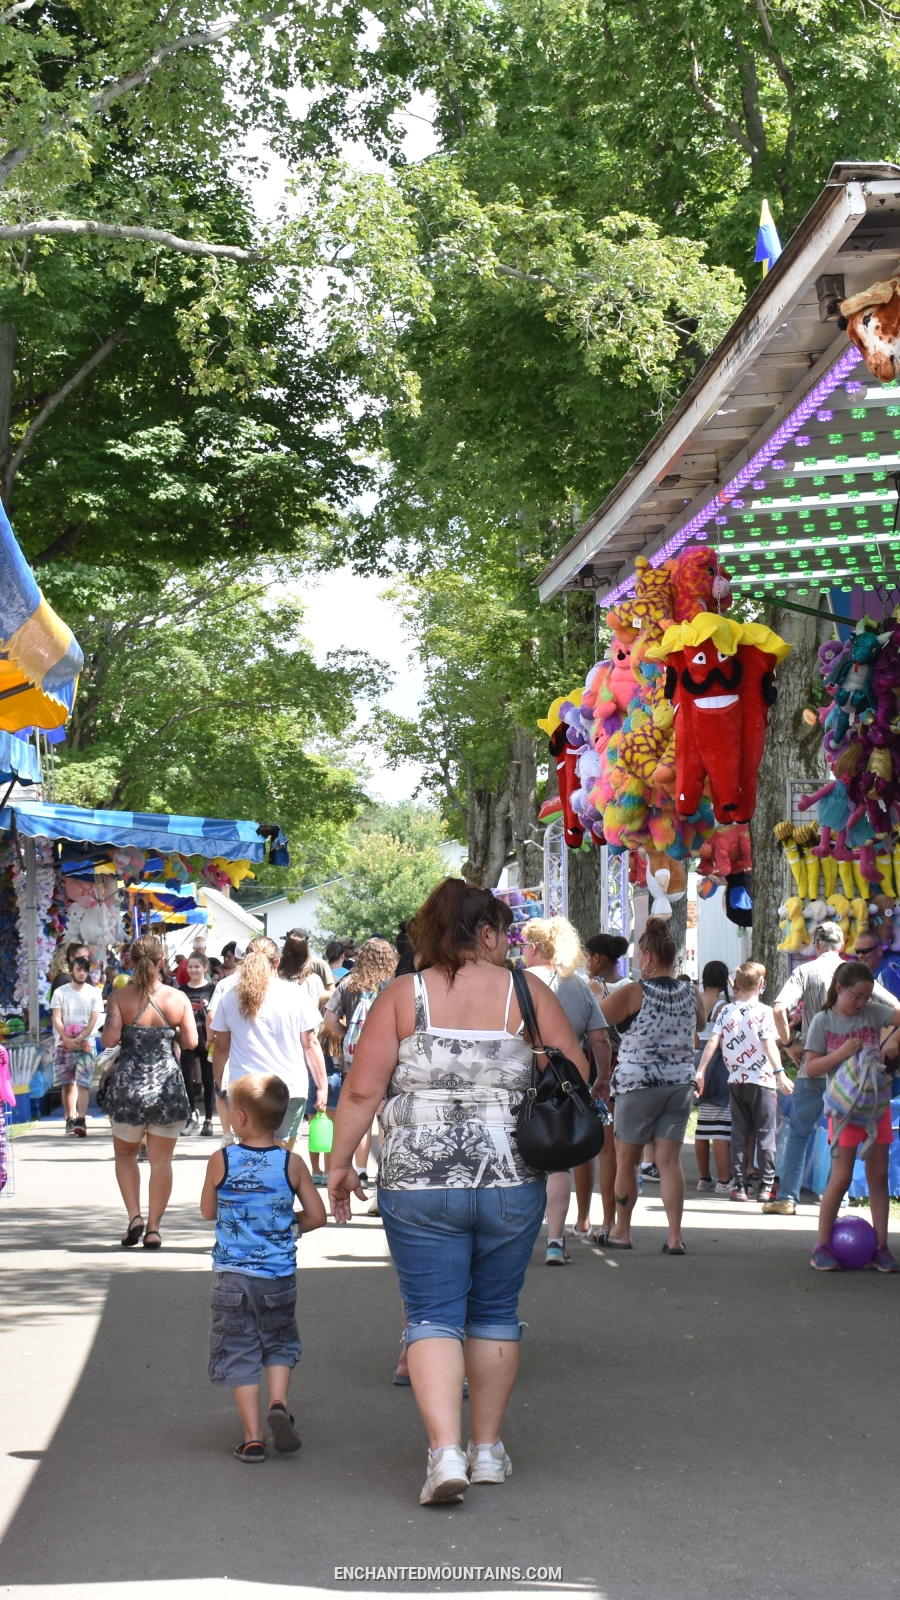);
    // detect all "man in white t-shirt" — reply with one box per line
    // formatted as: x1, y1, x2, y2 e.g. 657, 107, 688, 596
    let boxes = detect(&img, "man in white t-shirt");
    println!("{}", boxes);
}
212, 968, 327, 1145
50, 956, 103, 1137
